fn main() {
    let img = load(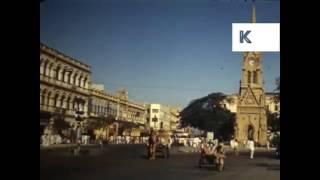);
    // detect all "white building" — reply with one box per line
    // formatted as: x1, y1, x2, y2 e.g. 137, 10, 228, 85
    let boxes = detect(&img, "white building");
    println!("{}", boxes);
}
145, 104, 180, 131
